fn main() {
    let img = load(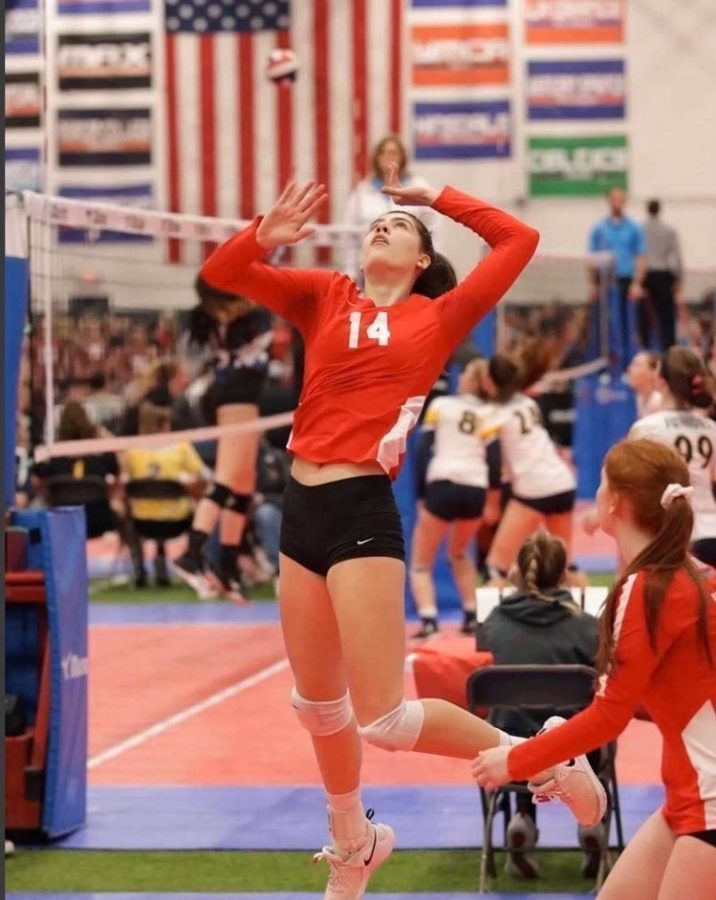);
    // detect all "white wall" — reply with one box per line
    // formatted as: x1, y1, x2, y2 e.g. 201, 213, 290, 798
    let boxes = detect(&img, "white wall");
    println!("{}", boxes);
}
412, 0, 716, 289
